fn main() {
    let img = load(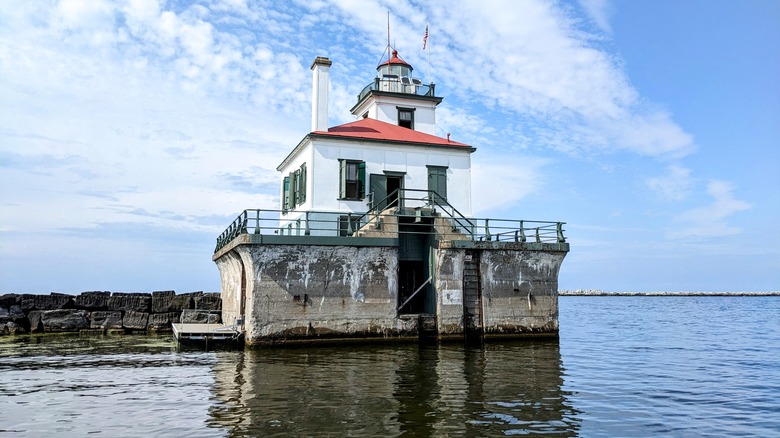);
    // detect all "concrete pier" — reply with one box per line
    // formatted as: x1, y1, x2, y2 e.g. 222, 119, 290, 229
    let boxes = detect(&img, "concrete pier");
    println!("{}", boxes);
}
214, 209, 569, 347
